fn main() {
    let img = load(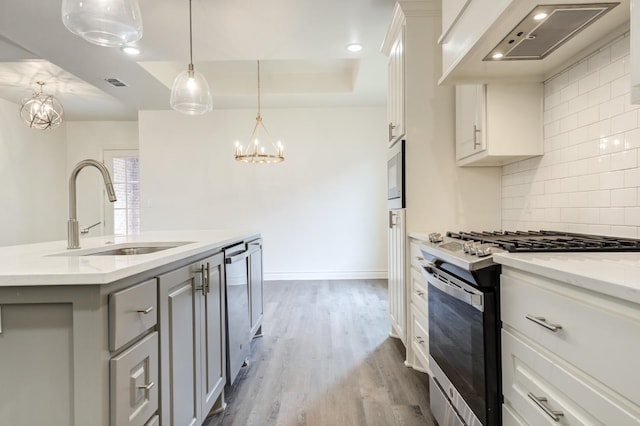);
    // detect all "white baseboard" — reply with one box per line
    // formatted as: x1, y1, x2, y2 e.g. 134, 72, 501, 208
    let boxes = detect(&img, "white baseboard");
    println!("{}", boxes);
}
264, 270, 387, 281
